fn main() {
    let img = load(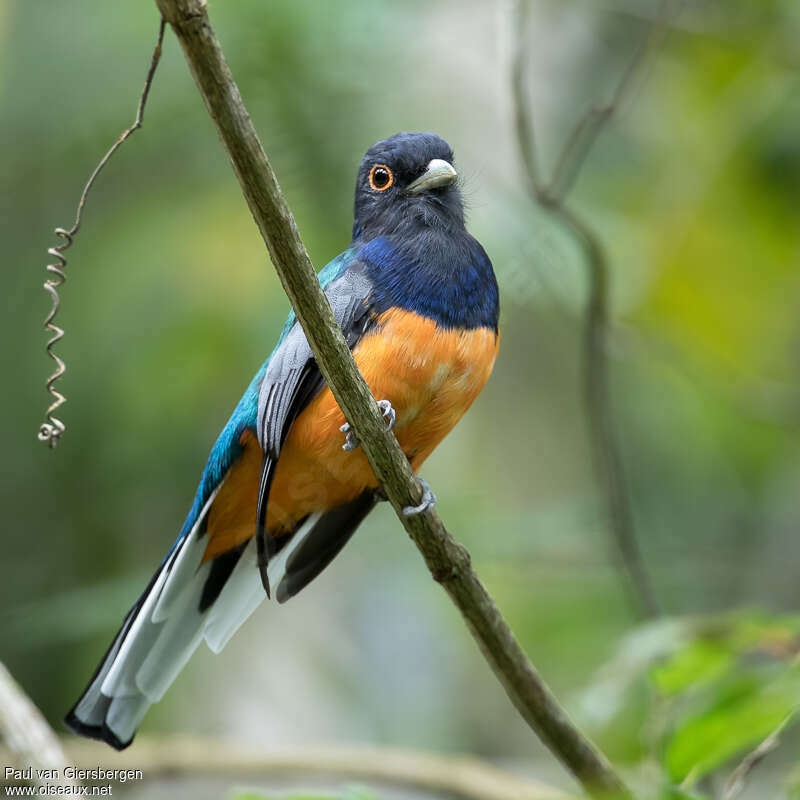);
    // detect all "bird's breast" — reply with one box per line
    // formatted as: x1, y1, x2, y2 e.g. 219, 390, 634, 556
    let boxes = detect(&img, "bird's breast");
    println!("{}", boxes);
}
355, 307, 499, 453
262, 307, 499, 535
